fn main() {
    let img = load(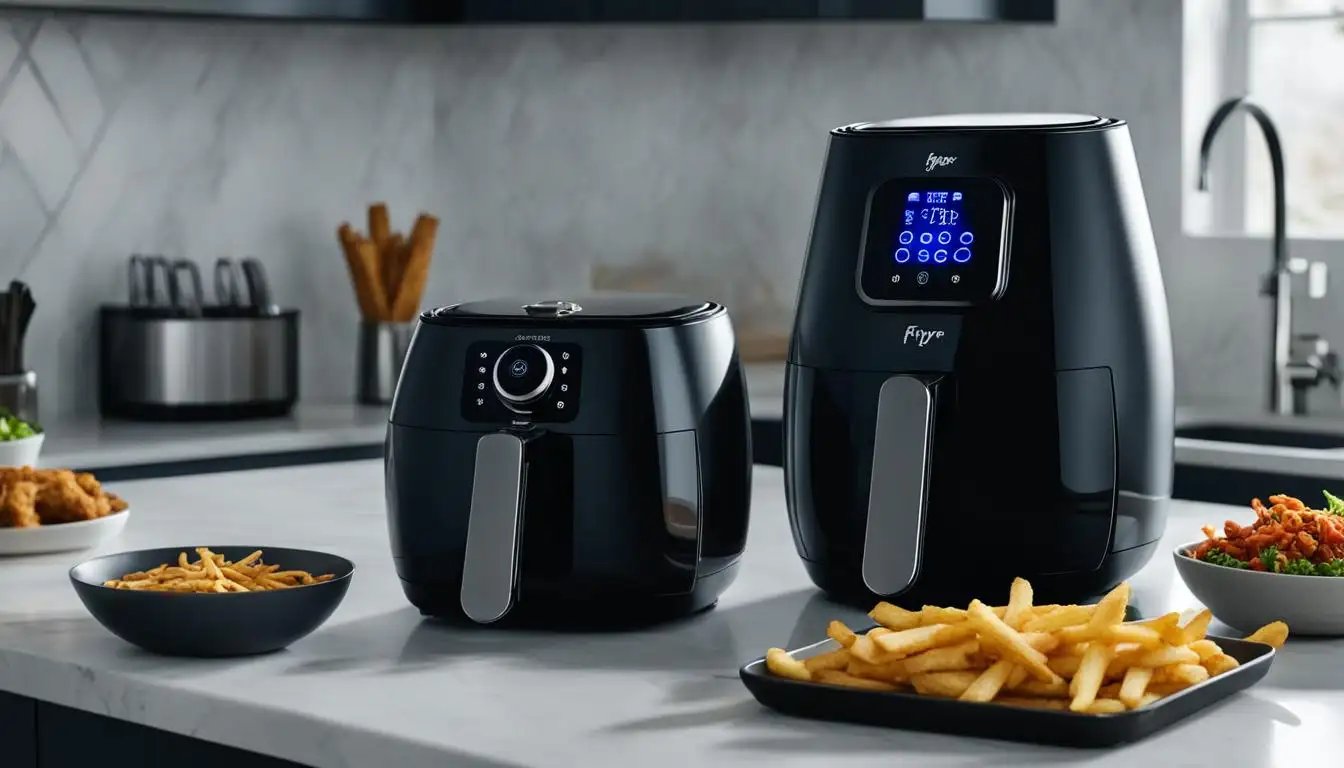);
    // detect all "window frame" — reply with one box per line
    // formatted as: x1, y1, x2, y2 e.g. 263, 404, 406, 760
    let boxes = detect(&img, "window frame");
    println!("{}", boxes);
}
1186, 0, 1344, 243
